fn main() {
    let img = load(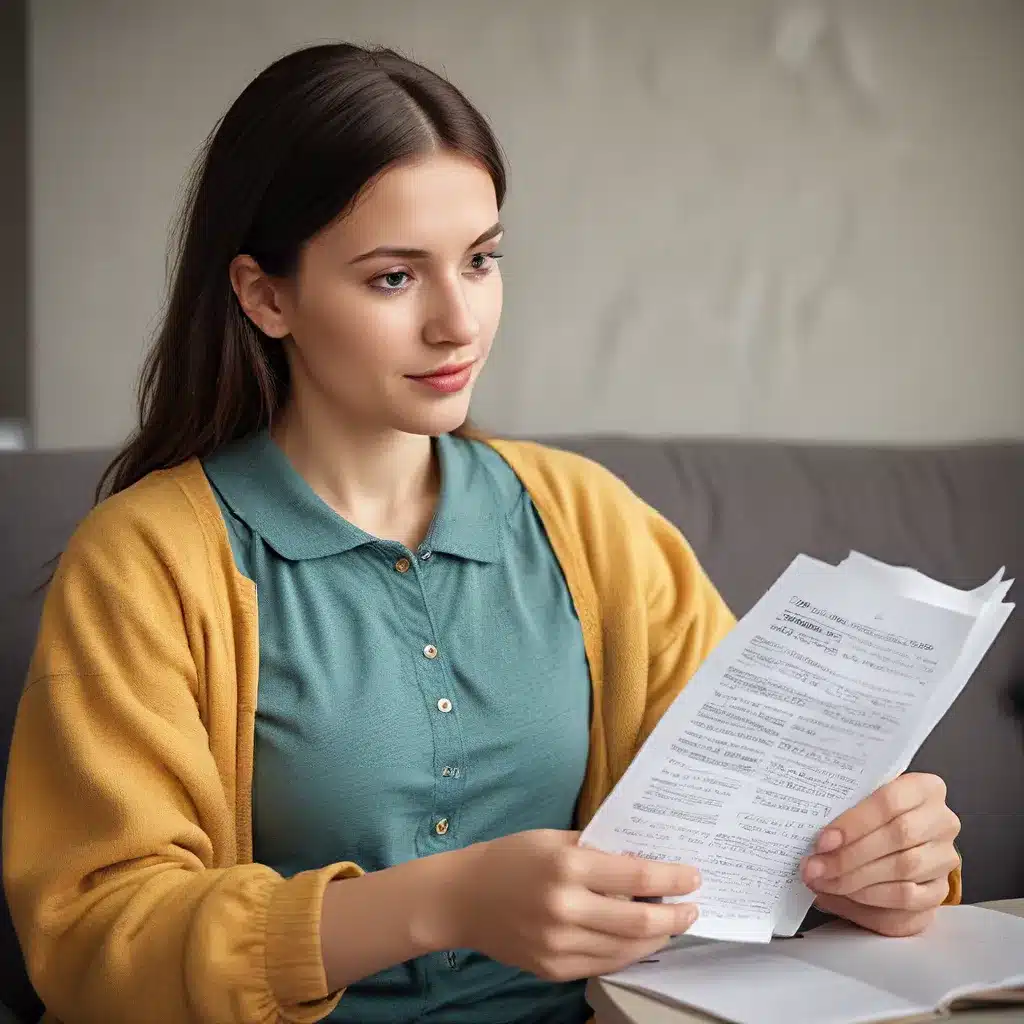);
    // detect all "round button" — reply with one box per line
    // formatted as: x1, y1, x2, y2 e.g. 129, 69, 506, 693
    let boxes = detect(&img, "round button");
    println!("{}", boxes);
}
437, 698, 452, 713
394, 557, 411, 574
441, 766, 455, 777
423, 644, 438, 659
419, 548, 433, 561
435, 818, 450, 835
